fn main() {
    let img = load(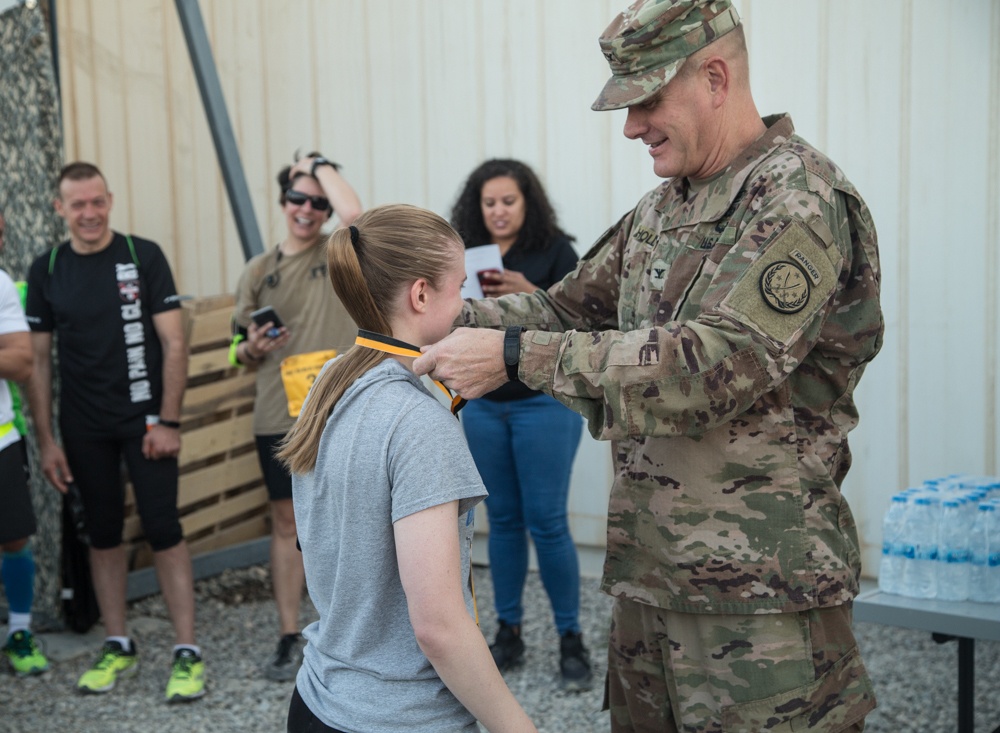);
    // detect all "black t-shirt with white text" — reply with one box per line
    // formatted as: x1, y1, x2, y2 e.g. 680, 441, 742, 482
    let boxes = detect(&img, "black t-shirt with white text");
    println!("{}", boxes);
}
25, 233, 181, 438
